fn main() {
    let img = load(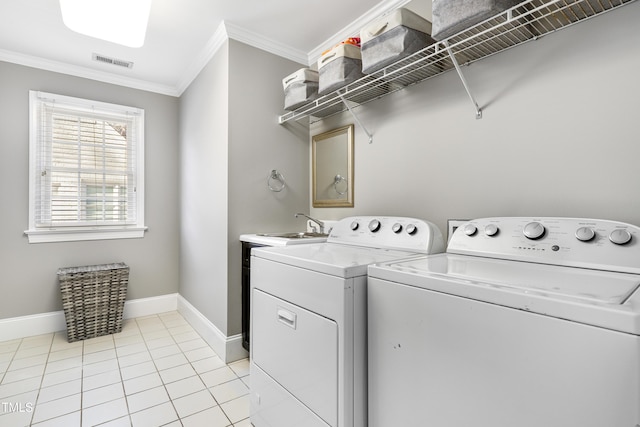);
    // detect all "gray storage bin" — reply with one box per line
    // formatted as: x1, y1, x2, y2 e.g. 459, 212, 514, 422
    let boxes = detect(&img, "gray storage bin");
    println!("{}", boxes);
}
283, 68, 319, 111
432, 0, 522, 41
361, 8, 434, 74
318, 43, 364, 95
284, 82, 319, 110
